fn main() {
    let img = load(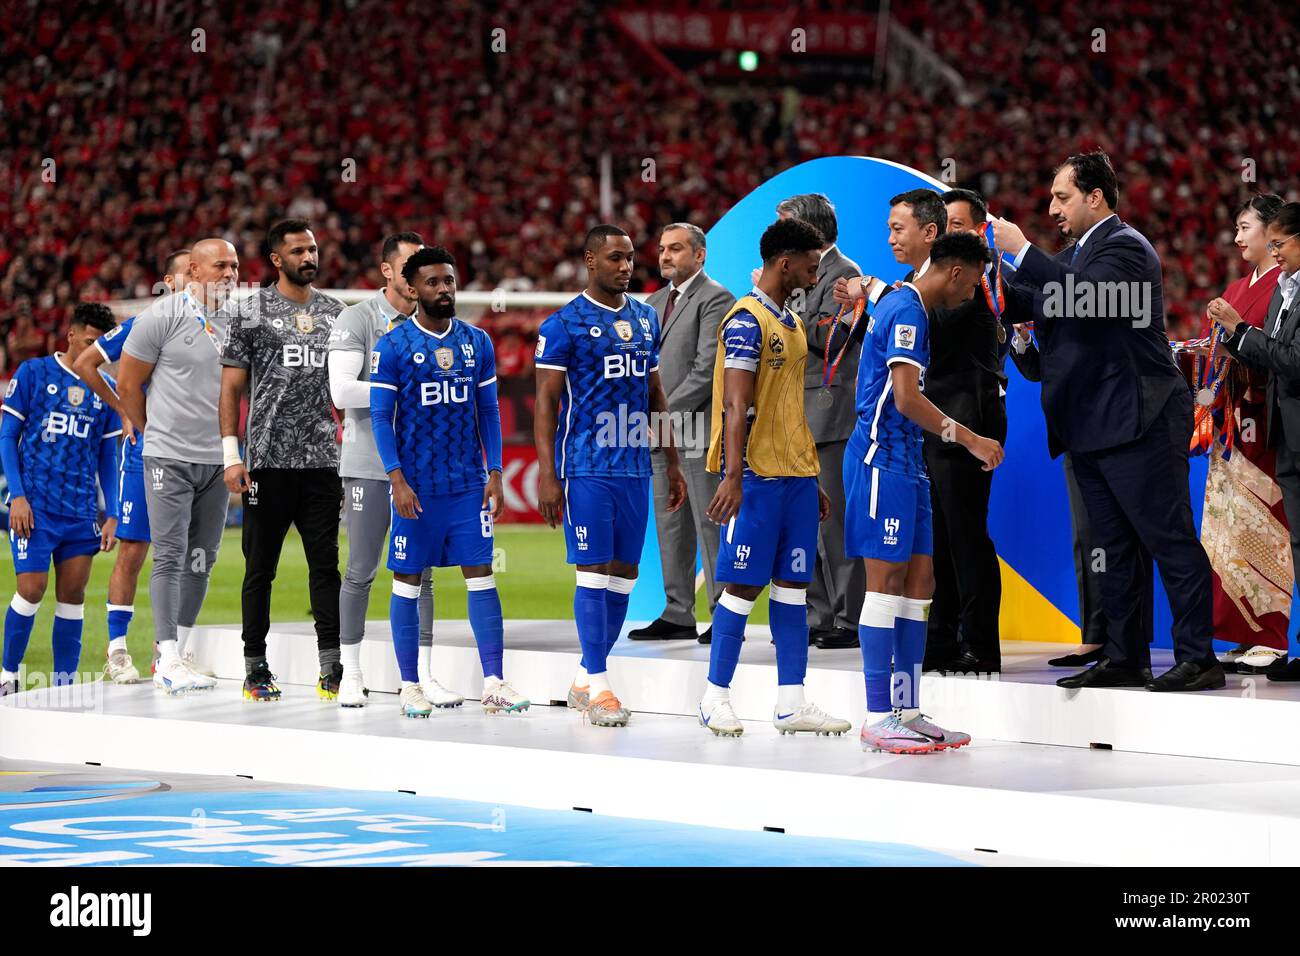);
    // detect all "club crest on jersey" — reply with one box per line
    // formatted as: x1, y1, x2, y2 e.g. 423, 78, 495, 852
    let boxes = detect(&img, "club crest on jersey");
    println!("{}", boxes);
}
67, 385, 85, 406
294, 313, 314, 334
435, 347, 455, 370
883, 517, 900, 548
734, 543, 751, 570
460, 343, 475, 366
614, 319, 633, 342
